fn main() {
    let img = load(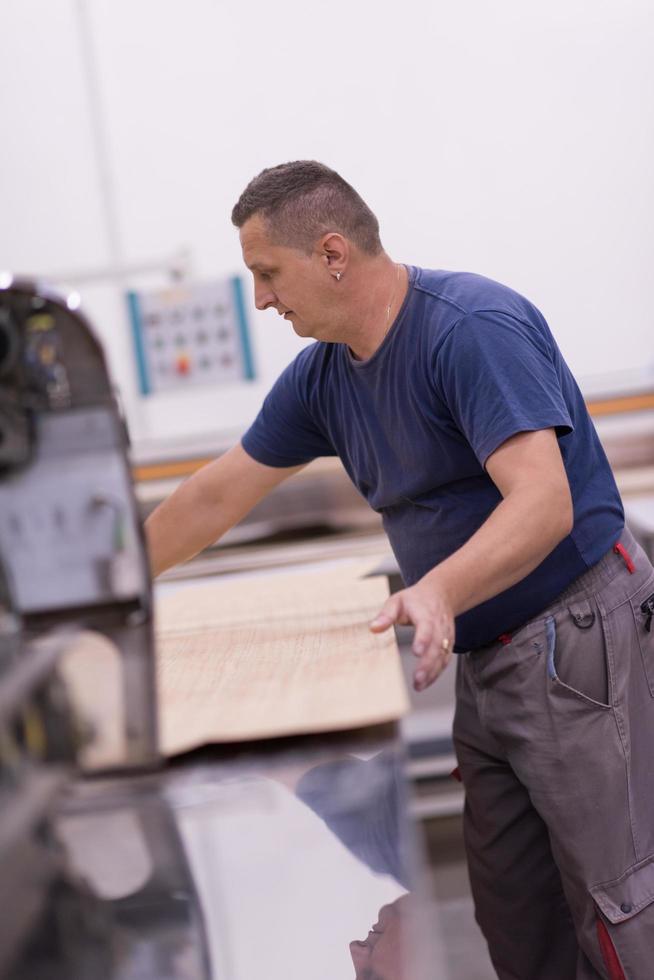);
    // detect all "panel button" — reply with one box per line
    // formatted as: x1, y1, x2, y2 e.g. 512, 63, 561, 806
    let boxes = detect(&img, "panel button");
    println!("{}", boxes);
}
175, 354, 191, 376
